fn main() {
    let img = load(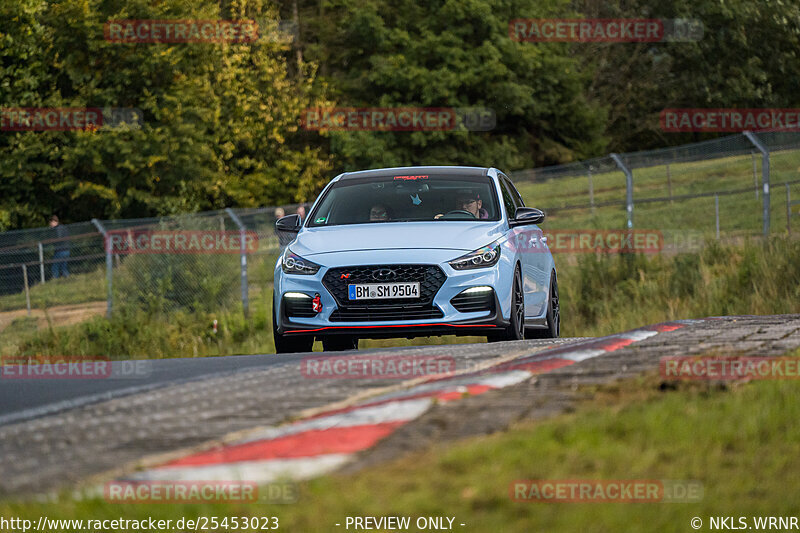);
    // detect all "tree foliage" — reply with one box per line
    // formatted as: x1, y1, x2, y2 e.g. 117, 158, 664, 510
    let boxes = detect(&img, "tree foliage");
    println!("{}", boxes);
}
296, 0, 607, 171
0, 0, 331, 229
2, 0, 800, 229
